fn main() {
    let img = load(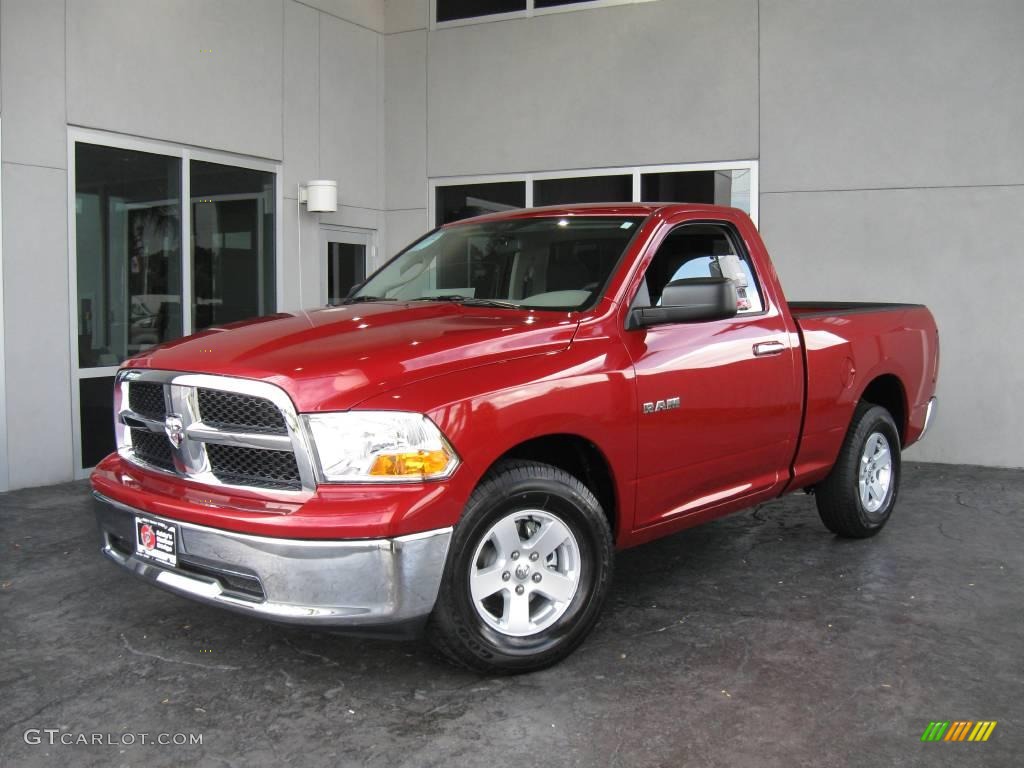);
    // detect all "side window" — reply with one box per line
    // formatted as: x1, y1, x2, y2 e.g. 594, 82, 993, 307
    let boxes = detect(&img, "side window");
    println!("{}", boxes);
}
633, 223, 763, 313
